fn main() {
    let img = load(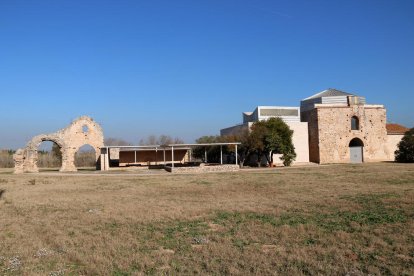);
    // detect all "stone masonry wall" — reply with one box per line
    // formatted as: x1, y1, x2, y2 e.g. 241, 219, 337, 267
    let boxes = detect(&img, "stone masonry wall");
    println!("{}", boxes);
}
316, 105, 389, 164
165, 164, 240, 173
14, 116, 104, 173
